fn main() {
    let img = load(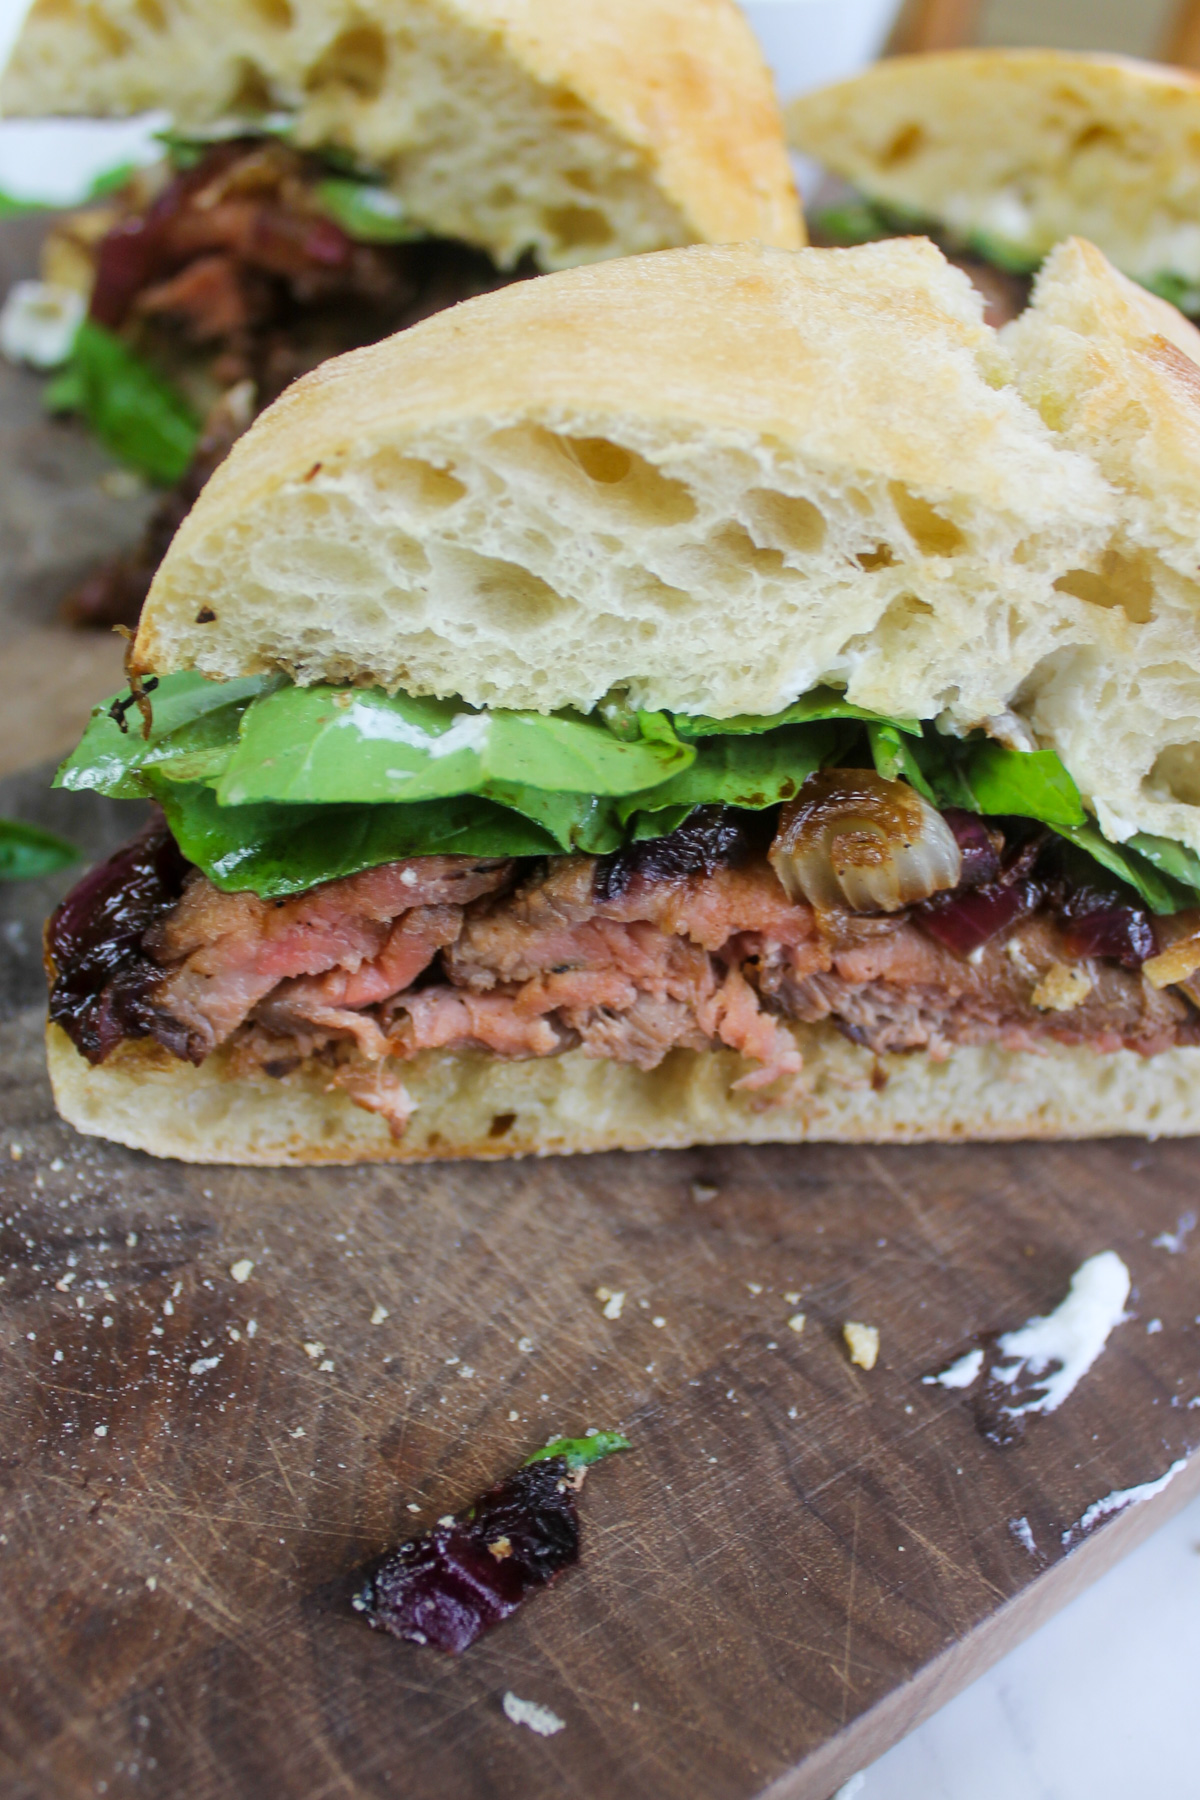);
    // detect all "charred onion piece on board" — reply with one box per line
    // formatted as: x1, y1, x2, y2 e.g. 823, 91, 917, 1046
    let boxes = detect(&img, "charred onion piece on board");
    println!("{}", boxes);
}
354, 1433, 629, 1654
771, 769, 962, 914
